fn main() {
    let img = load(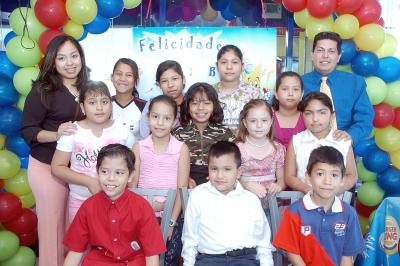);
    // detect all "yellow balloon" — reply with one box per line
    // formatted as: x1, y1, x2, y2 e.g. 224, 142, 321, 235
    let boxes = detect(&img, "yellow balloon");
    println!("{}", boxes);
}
294, 8, 310, 29
359, 215, 370, 236
367, 127, 376, 139
333, 14, 359, 39
0, 134, 5, 150
354, 24, 385, 52
375, 126, 400, 152
369, 210, 376, 224
66, 0, 98, 25
17, 96, 27, 111
390, 149, 400, 169
63, 20, 84, 40
305, 16, 334, 40
373, 33, 398, 58
124, 0, 142, 9
19, 193, 36, 208
201, 0, 218, 21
